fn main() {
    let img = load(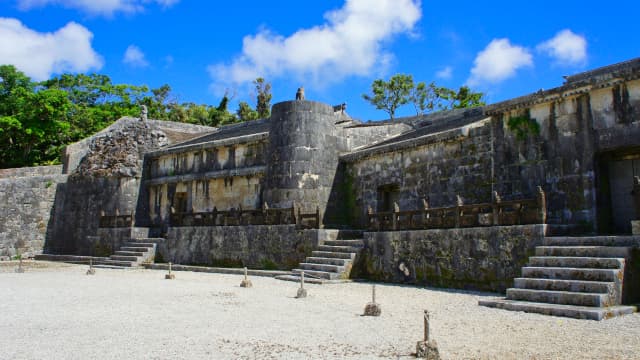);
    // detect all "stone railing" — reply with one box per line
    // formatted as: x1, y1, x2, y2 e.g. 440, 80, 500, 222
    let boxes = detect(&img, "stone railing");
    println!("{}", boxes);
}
367, 187, 546, 231
99, 210, 134, 228
169, 203, 320, 229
